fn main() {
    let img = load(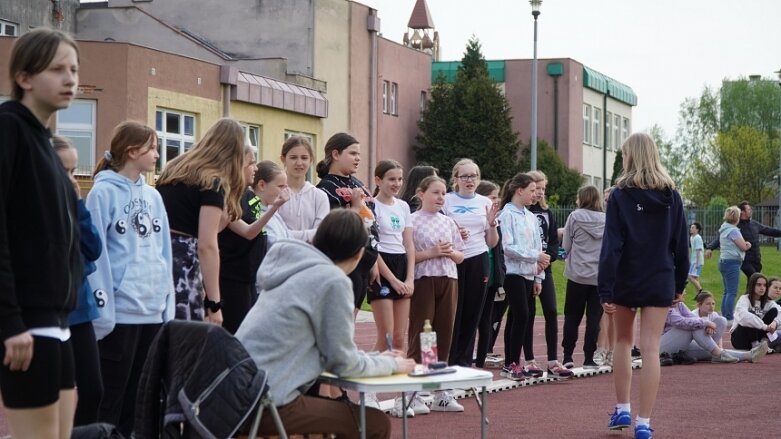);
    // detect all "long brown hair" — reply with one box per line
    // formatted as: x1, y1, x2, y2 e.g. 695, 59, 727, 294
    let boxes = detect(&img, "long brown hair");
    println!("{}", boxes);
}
373, 159, 403, 197
93, 121, 157, 177
500, 173, 534, 209
9, 28, 79, 101
157, 118, 245, 221
576, 185, 604, 212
